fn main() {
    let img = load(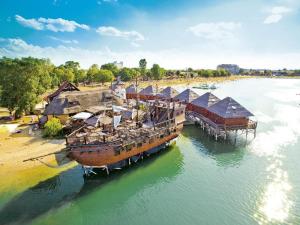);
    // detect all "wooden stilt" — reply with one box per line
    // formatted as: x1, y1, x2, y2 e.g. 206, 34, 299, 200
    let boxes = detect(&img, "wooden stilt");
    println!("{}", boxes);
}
105, 166, 110, 175
234, 130, 237, 145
